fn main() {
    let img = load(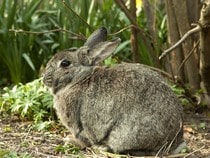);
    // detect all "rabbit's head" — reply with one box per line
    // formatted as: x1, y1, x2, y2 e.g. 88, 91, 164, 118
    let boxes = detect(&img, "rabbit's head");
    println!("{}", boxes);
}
43, 27, 121, 94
